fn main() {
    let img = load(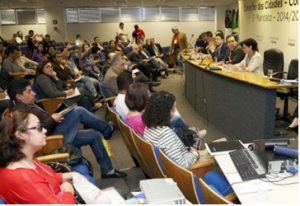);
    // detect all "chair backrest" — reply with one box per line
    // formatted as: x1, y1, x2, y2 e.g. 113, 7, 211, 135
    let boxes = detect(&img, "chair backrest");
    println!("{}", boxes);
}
100, 53, 106, 61
1, 108, 10, 120
30, 84, 40, 100
106, 104, 121, 130
287, 59, 298, 80
263, 48, 284, 78
146, 51, 151, 57
198, 178, 233, 204
119, 122, 151, 177
132, 130, 165, 178
36, 134, 64, 155
98, 75, 109, 99
159, 149, 204, 204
